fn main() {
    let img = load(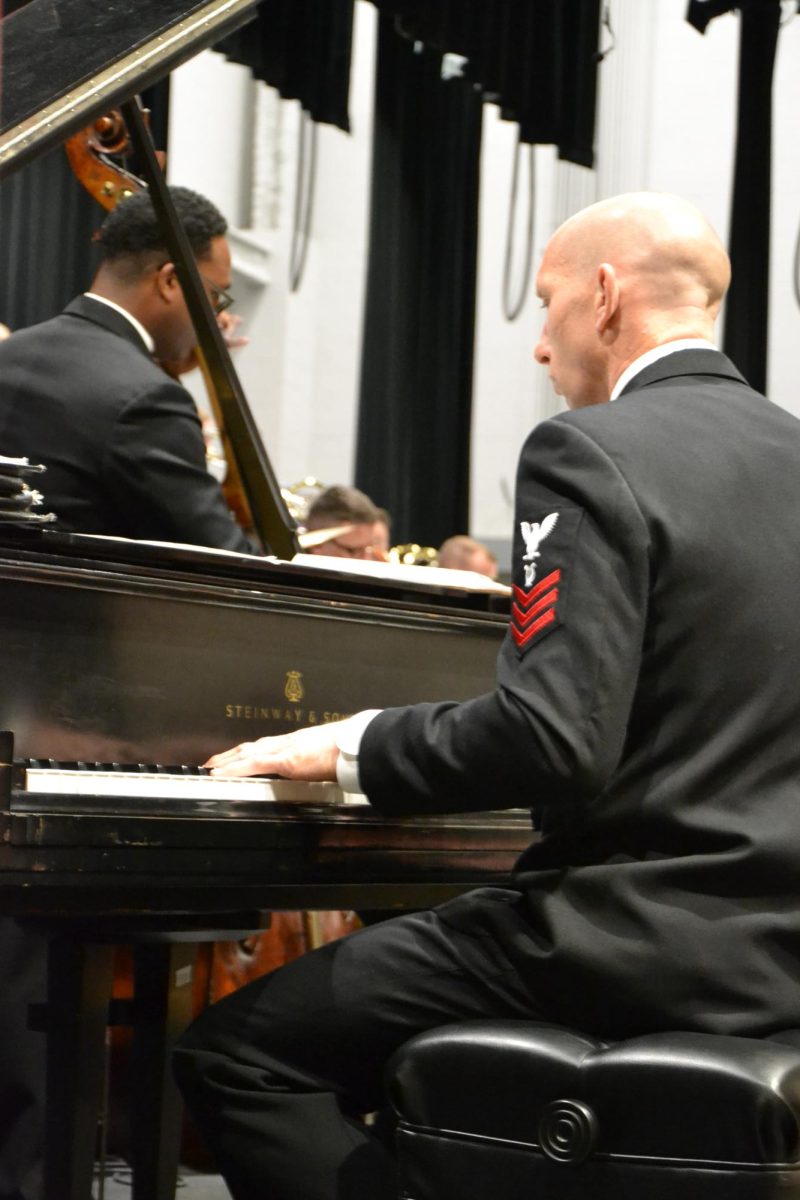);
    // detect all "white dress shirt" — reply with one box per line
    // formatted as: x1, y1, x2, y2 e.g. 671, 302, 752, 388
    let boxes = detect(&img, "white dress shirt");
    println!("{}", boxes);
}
84, 292, 156, 355
610, 338, 717, 400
